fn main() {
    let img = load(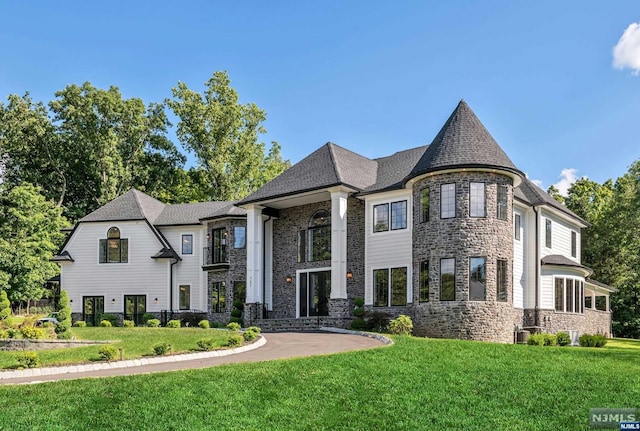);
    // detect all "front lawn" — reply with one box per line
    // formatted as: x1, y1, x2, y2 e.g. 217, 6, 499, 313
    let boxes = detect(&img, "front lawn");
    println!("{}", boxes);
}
0, 327, 235, 369
0, 336, 638, 430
